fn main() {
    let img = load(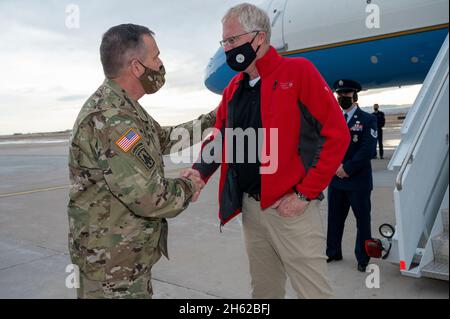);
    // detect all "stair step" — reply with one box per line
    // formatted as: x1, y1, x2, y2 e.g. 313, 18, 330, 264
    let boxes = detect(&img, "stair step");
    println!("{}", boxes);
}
422, 262, 449, 281
432, 232, 449, 264
442, 209, 449, 233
